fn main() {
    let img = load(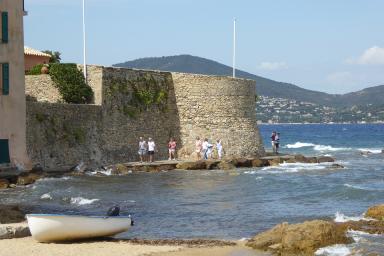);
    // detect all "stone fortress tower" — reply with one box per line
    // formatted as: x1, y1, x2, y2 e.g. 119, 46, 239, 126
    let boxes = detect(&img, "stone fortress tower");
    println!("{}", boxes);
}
26, 66, 265, 168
